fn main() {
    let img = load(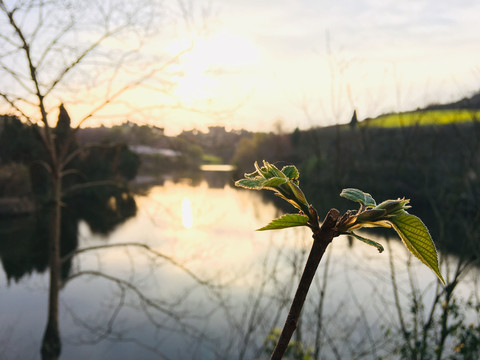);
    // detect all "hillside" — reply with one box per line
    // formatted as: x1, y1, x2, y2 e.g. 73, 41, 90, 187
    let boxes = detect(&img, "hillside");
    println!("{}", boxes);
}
362, 90, 480, 127
424, 91, 480, 110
